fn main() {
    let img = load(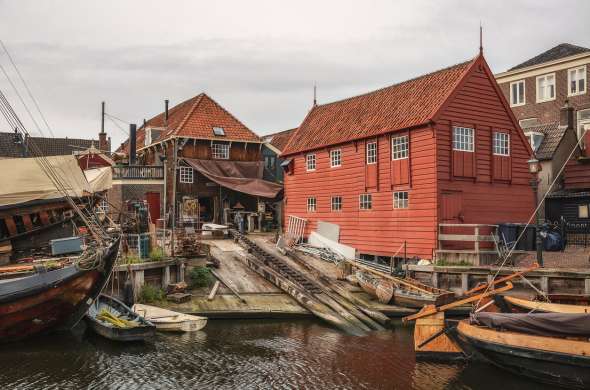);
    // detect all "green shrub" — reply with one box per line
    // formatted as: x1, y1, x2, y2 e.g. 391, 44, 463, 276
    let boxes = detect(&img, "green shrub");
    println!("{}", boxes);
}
188, 267, 213, 289
124, 255, 142, 264
149, 248, 165, 262
138, 284, 166, 303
